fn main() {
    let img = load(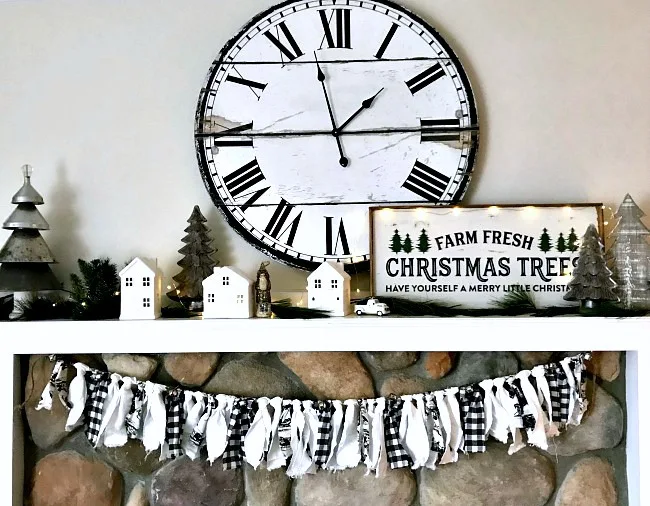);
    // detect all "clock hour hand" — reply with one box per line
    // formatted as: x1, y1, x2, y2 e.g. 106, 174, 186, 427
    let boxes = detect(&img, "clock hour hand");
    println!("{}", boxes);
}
337, 88, 385, 133
315, 52, 348, 167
